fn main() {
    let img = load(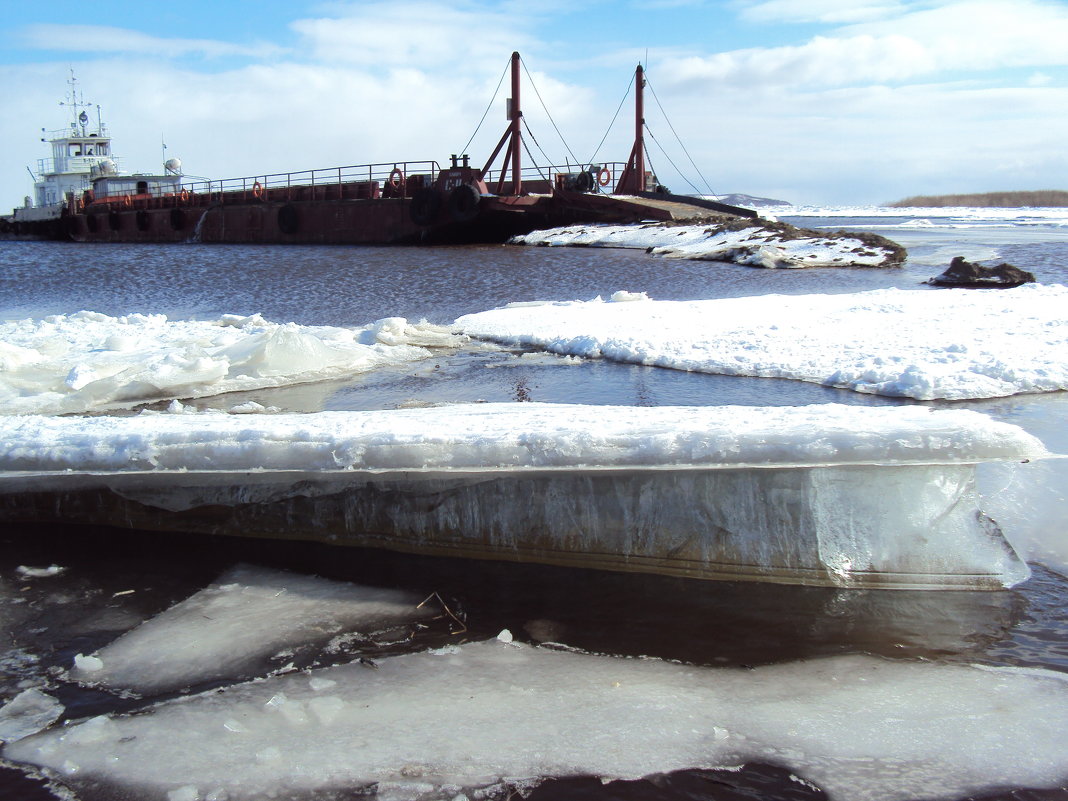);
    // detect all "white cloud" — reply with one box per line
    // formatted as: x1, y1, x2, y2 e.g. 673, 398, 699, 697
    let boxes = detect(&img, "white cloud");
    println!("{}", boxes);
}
840, 1, 1068, 71
290, 2, 536, 72
18, 24, 283, 60
670, 1, 1068, 91
736, 0, 914, 25
660, 34, 935, 90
